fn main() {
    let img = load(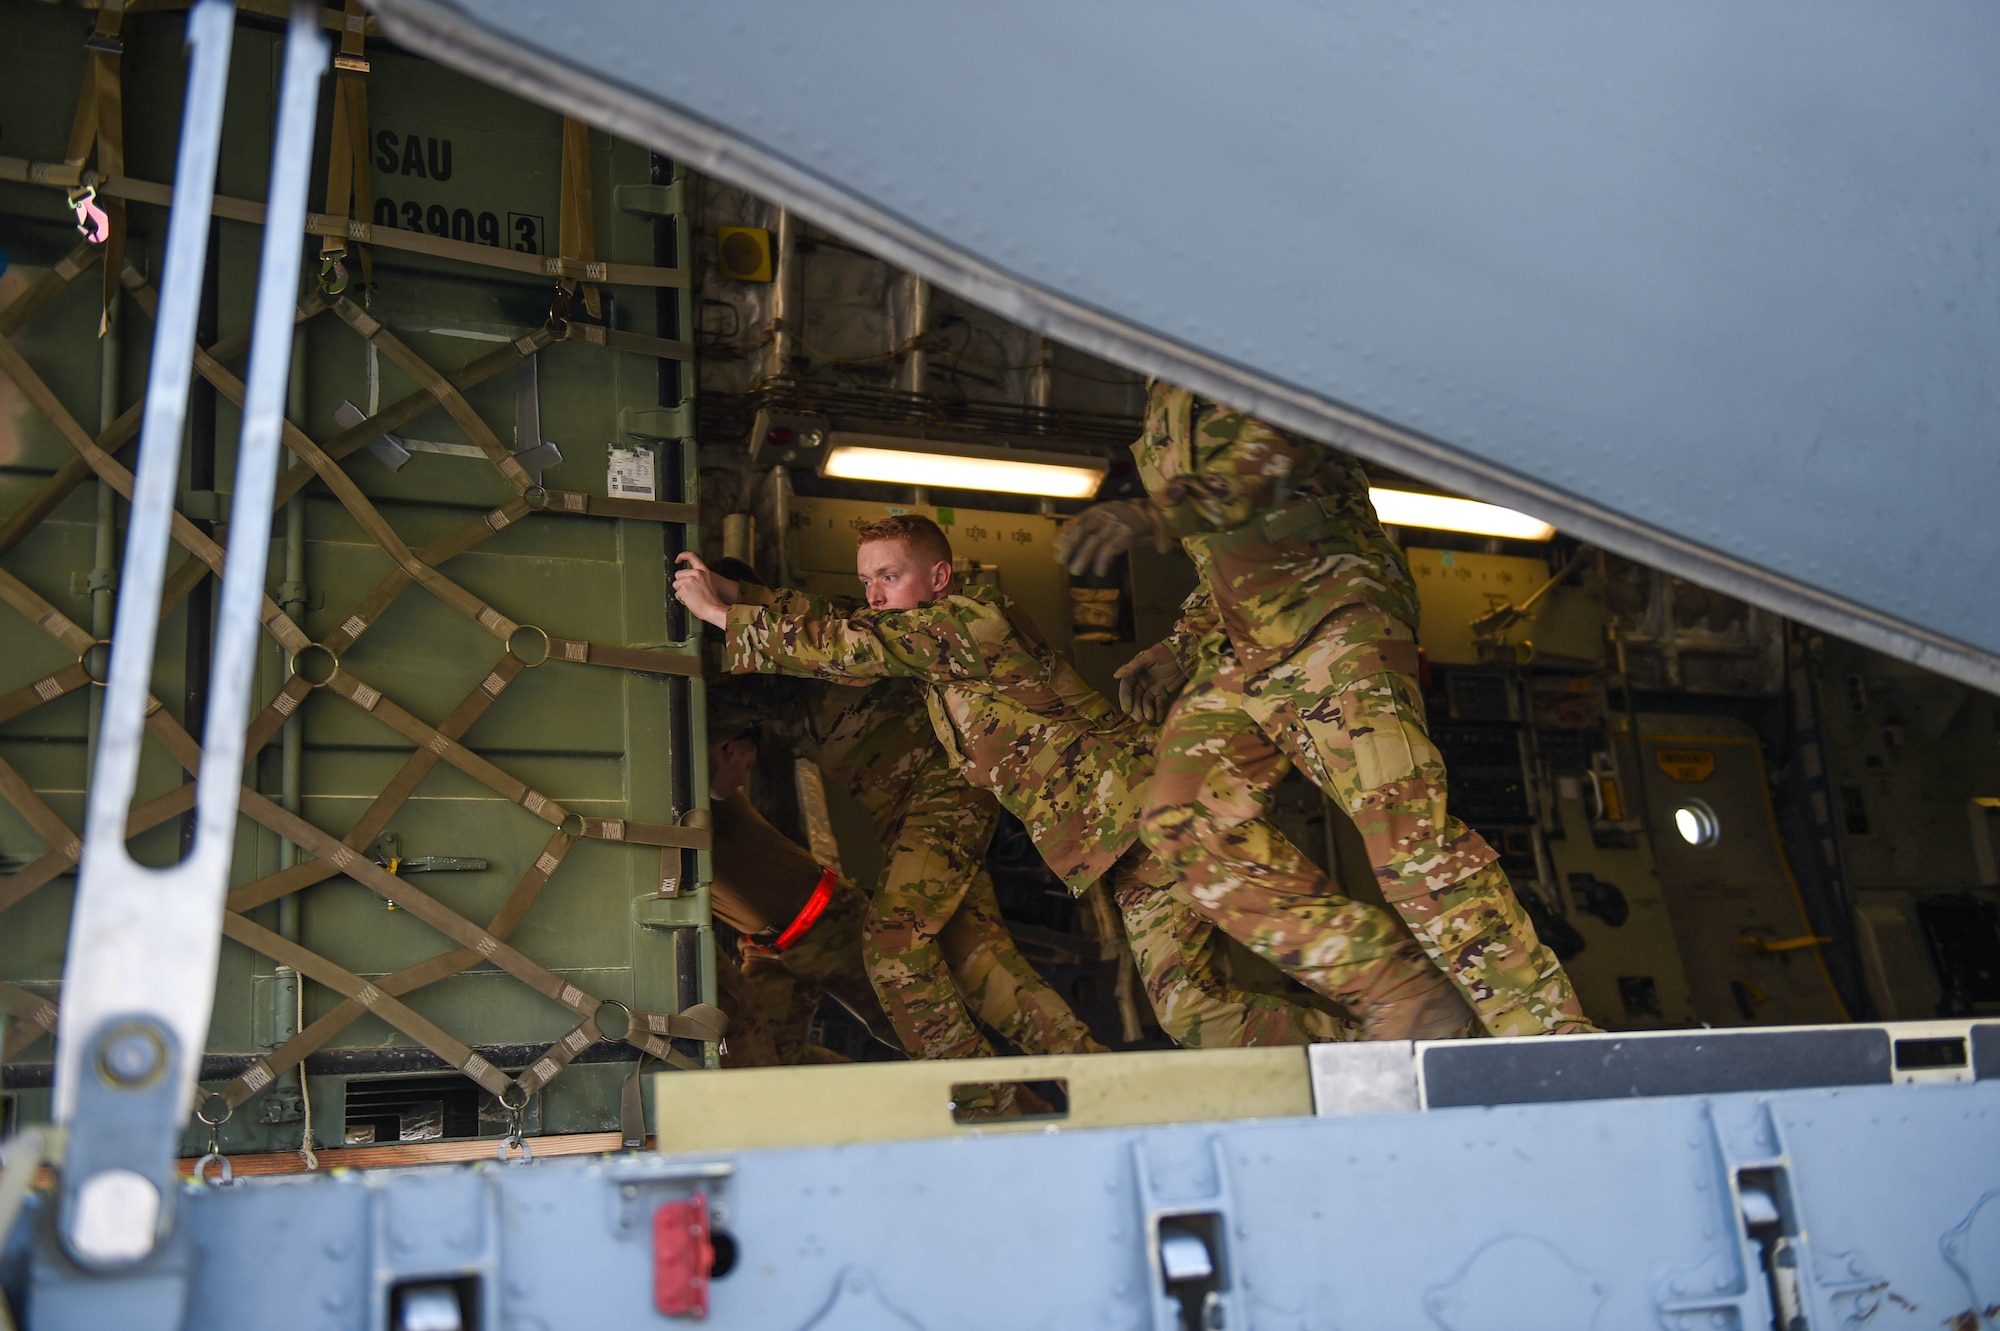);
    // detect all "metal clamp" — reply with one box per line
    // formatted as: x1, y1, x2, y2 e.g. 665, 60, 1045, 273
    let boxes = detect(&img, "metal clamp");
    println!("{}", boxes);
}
497, 1085, 533, 1163
317, 248, 349, 296
67, 183, 109, 244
